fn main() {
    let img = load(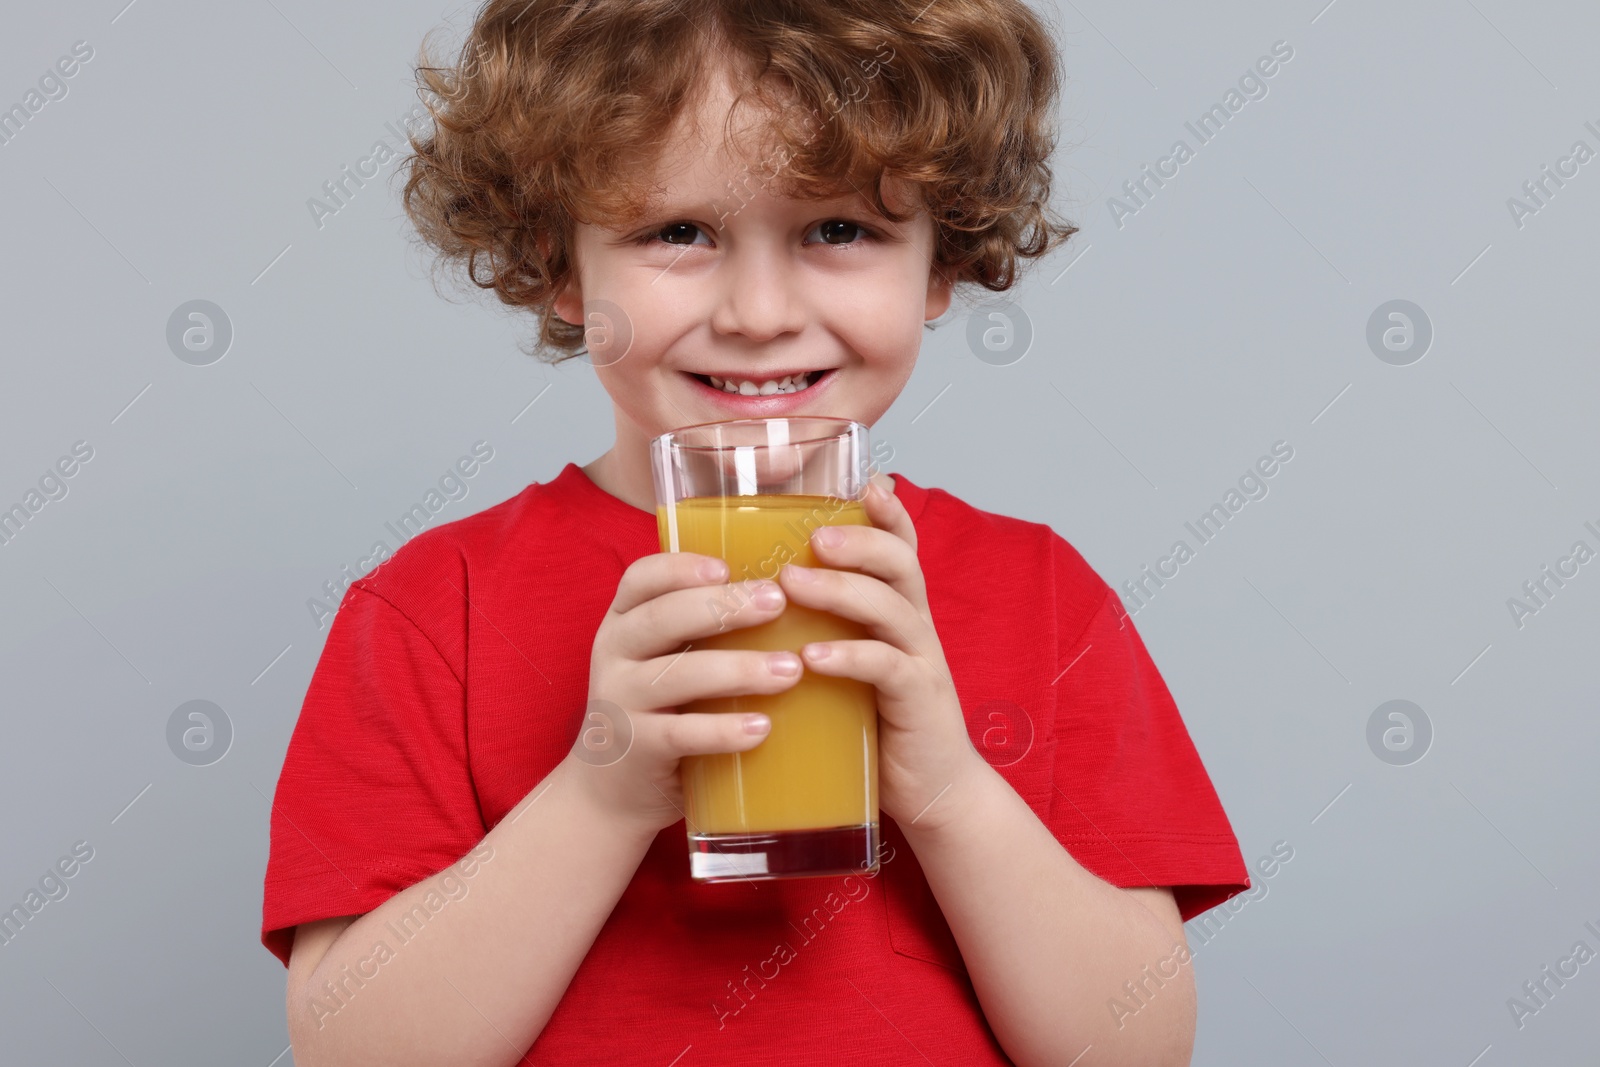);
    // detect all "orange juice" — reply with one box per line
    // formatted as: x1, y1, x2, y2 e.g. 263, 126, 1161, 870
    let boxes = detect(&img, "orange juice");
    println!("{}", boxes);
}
657, 494, 877, 835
